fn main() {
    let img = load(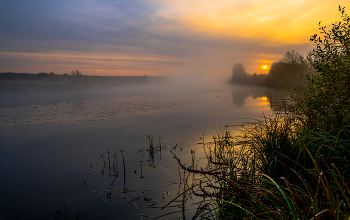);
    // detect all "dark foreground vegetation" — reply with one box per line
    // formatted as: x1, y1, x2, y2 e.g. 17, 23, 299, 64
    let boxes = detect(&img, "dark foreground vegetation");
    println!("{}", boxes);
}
174, 6, 350, 219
